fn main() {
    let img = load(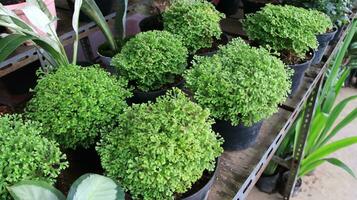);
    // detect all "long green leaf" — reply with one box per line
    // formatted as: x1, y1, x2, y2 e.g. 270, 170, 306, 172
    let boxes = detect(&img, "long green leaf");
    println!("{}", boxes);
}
299, 158, 356, 178
8, 180, 66, 200
302, 136, 357, 168
319, 109, 357, 147
114, 0, 128, 39
79, 0, 118, 51
335, 67, 351, 95
325, 158, 356, 178
305, 111, 328, 154
0, 34, 33, 61
67, 173, 125, 200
